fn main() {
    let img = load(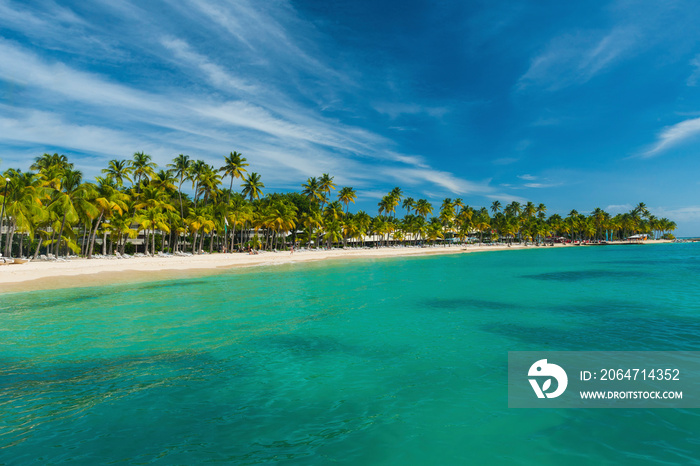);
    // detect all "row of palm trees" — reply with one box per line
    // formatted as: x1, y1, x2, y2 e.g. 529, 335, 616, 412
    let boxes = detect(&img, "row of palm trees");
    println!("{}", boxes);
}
0, 151, 676, 258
